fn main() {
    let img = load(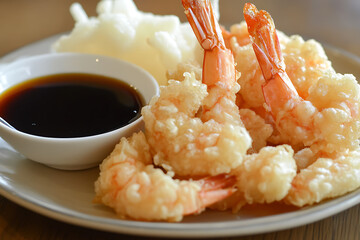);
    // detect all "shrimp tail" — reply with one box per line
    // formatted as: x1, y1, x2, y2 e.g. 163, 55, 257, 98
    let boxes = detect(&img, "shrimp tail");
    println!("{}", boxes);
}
182, 0, 224, 51
243, 3, 300, 116
184, 174, 236, 215
182, 0, 236, 90
200, 173, 237, 190
243, 3, 285, 77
